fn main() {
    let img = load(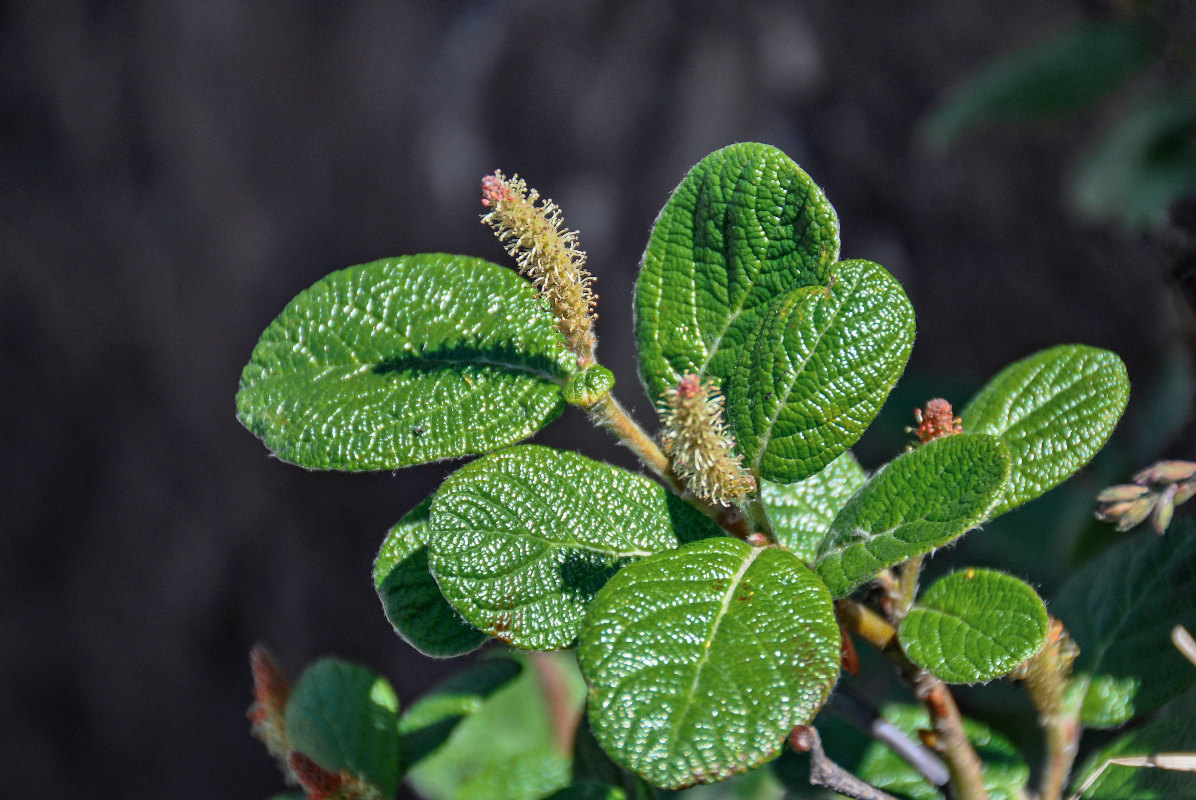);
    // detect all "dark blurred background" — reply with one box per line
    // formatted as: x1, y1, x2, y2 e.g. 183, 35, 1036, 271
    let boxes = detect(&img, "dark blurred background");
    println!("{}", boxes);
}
4, 1, 1195, 798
